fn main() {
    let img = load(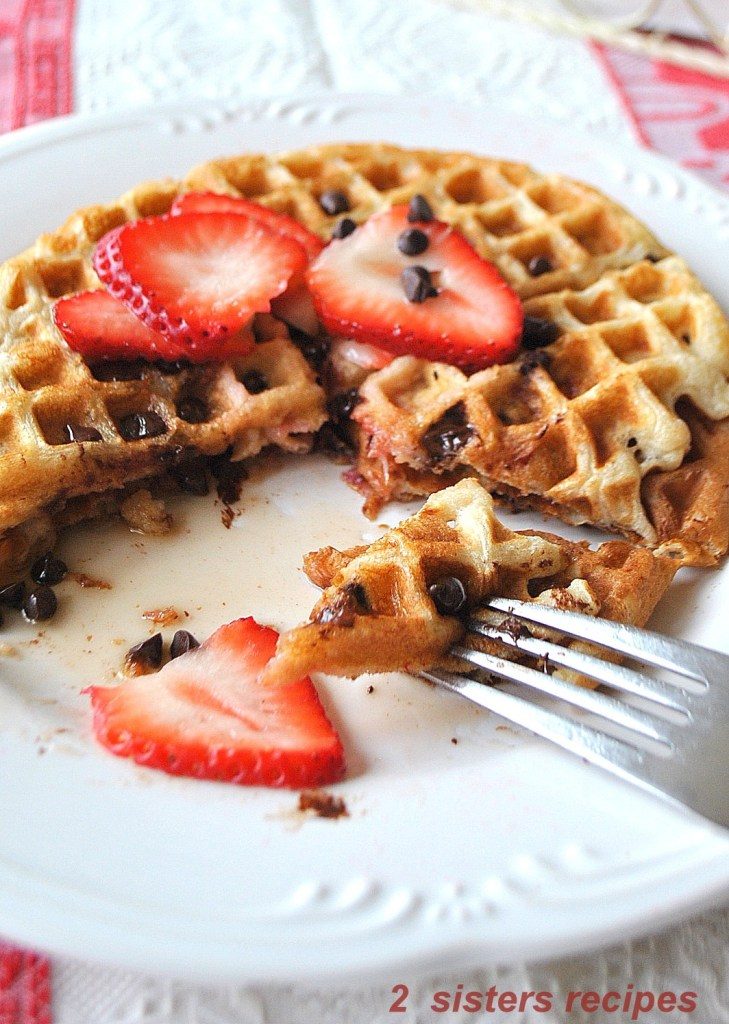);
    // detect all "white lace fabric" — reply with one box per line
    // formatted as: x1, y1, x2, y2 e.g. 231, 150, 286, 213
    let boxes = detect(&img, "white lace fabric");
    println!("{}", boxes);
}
49, 0, 729, 1020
